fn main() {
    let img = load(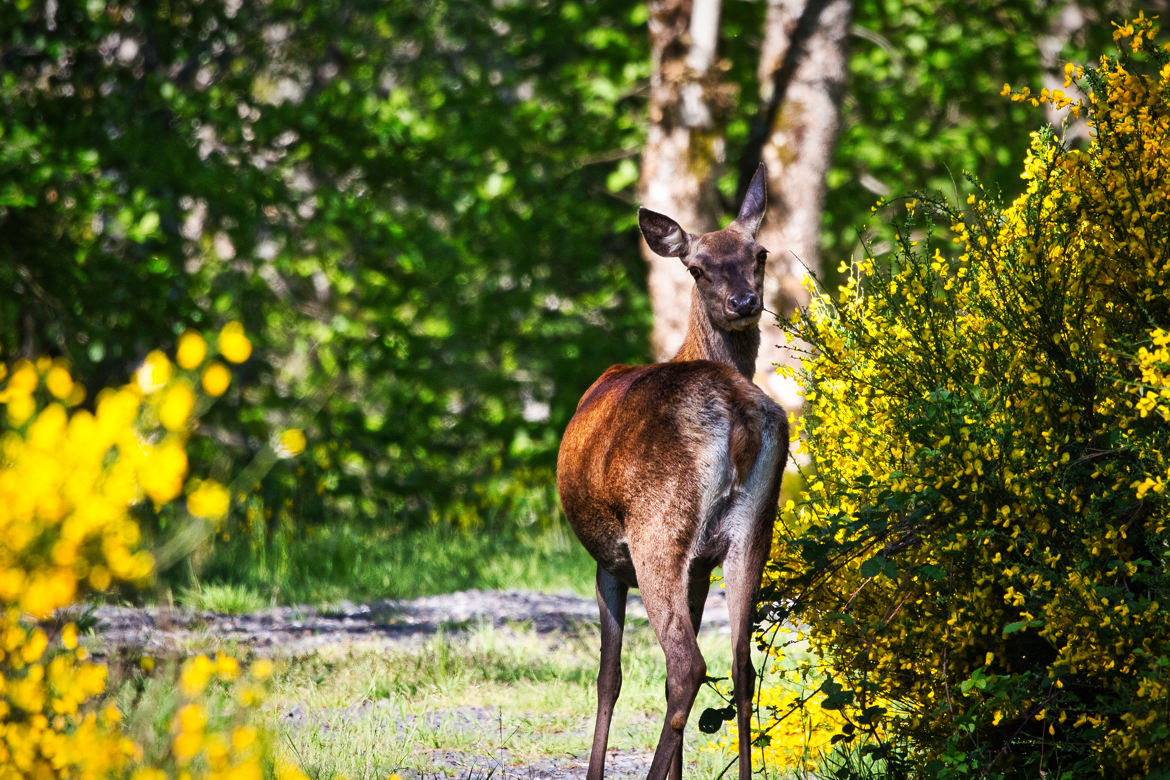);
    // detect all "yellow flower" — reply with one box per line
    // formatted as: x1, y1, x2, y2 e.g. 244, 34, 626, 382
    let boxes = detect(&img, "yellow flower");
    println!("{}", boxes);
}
21, 627, 49, 663
136, 349, 172, 393
176, 329, 208, 370
275, 760, 312, 780
179, 656, 215, 697
231, 724, 259, 752
250, 658, 274, 681
46, 365, 74, 400
6, 391, 36, 426
173, 729, 204, 763
201, 361, 232, 397
276, 428, 307, 457
177, 702, 208, 733
218, 321, 252, 363
159, 382, 196, 432
0, 331, 294, 777
62, 622, 78, 650
0, 568, 25, 603
215, 652, 241, 681
5, 359, 38, 396
188, 479, 230, 522
140, 439, 188, 506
